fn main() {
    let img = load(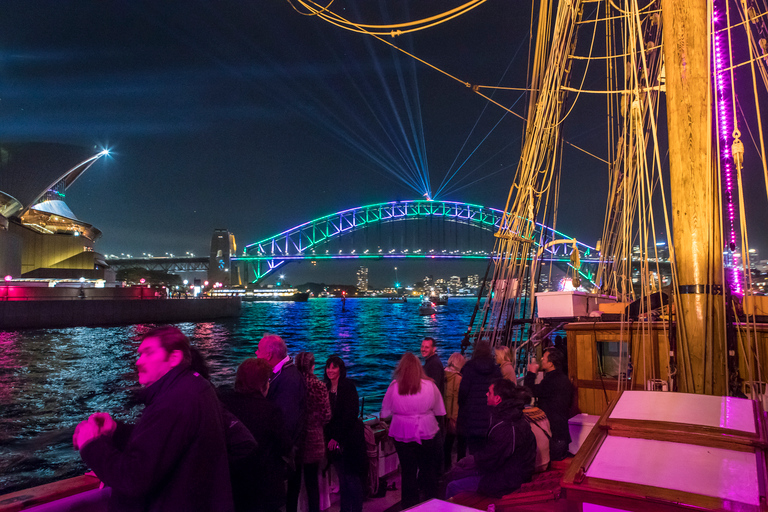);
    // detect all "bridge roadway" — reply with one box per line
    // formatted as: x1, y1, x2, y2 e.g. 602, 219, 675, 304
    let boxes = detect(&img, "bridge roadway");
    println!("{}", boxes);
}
106, 256, 209, 273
